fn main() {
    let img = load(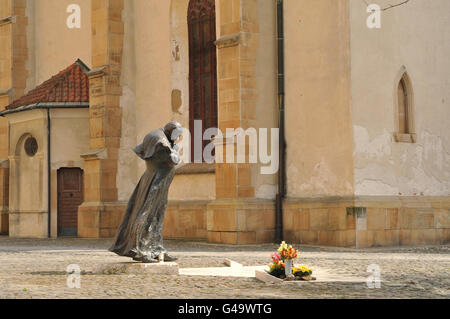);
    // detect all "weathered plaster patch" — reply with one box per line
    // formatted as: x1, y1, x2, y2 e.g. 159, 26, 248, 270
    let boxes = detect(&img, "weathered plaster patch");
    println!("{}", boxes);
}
354, 126, 450, 196
300, 160, 337, 195
171, 89, 182, 114
353, 125, 392, 164
172, 40, 180, 61
289, 159, 352, 197
356, 179, 399, 195
255, 184, 277, 199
